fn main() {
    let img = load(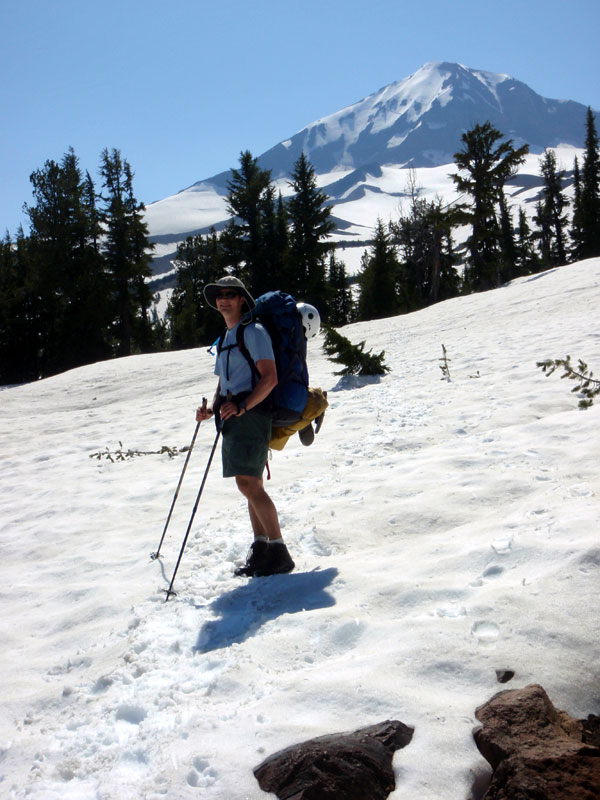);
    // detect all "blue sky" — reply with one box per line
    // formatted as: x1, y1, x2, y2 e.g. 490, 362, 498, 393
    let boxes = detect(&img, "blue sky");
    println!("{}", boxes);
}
2, 0, 599, 234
